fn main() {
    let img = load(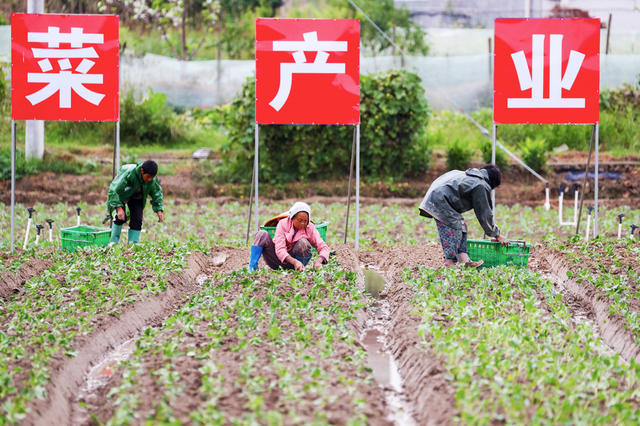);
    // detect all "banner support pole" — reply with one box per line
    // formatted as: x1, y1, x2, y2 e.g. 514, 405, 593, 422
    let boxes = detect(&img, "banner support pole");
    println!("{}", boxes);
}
10, 120, 16, 252
594, 123, 599, 237
254, 123, 260, 233
355, 124, 360, 251
344, 126, 356, 243
491, 123, 496, 212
